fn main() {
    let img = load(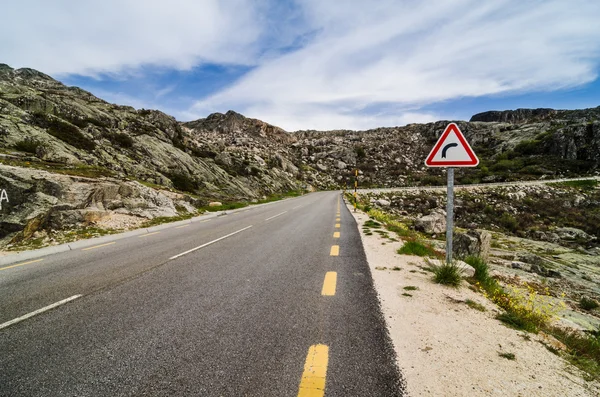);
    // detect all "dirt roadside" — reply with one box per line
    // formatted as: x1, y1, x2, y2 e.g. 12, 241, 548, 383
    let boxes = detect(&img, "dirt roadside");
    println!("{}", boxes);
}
349, 203, 600, 396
